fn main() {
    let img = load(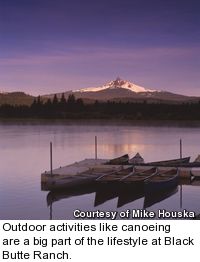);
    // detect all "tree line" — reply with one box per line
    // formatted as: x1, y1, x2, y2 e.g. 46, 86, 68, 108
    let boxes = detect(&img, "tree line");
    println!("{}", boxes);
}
0, 94, 200, 120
